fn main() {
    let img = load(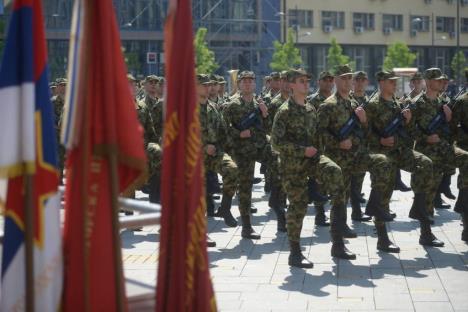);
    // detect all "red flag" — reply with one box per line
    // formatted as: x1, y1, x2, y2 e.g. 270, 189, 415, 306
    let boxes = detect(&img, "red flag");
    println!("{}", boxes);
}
156, 0, 217, 311
61, 0, 146, 310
